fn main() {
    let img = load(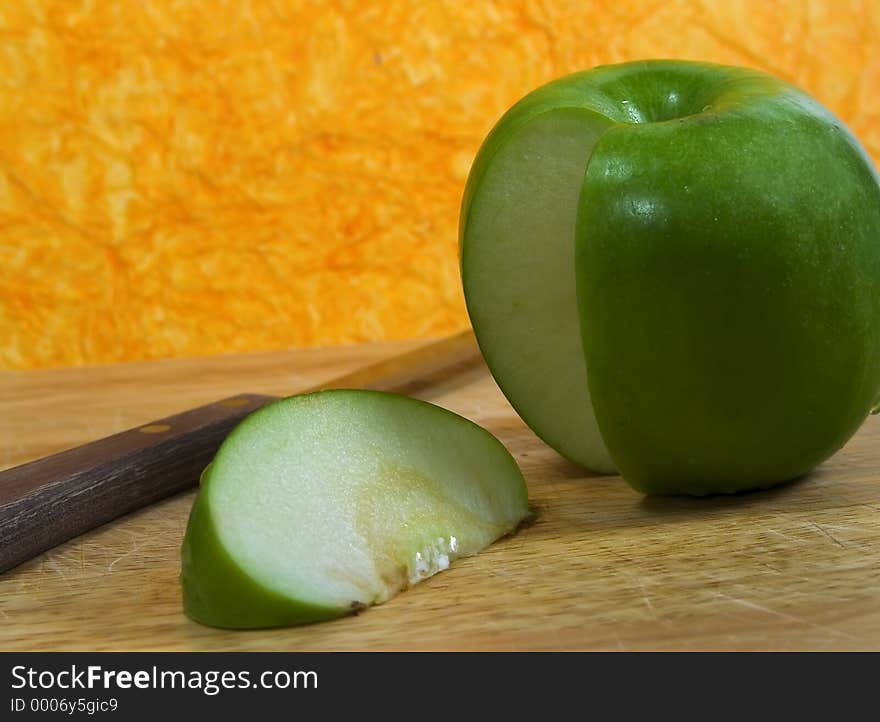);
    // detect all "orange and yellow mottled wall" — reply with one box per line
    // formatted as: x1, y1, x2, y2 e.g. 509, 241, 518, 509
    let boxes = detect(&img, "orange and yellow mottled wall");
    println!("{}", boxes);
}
1, 0, 878, 369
